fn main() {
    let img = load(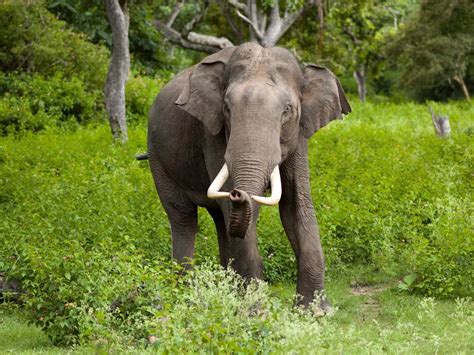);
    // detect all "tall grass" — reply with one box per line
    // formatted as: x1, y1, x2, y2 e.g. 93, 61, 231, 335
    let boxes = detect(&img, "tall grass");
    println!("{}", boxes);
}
0, 100, 473, 346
